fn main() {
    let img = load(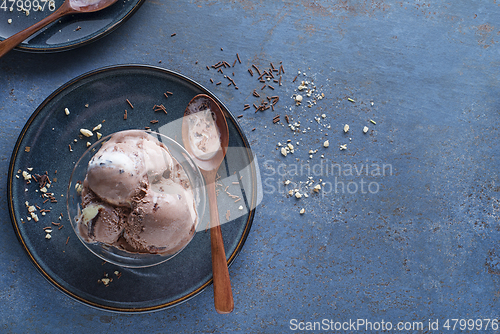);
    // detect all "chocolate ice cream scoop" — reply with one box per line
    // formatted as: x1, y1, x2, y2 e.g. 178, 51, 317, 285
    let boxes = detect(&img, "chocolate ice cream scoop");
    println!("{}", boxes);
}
78, 130, 198, 256
124, 191, 197, 255
86, 130, 174, 206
